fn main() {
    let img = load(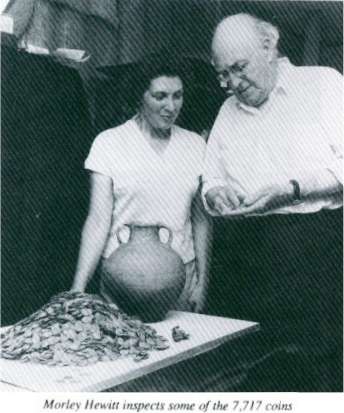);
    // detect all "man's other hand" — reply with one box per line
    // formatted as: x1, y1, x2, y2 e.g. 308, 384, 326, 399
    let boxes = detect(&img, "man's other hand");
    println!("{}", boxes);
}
218, 183, 294, 216
205, 186, 245, 214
